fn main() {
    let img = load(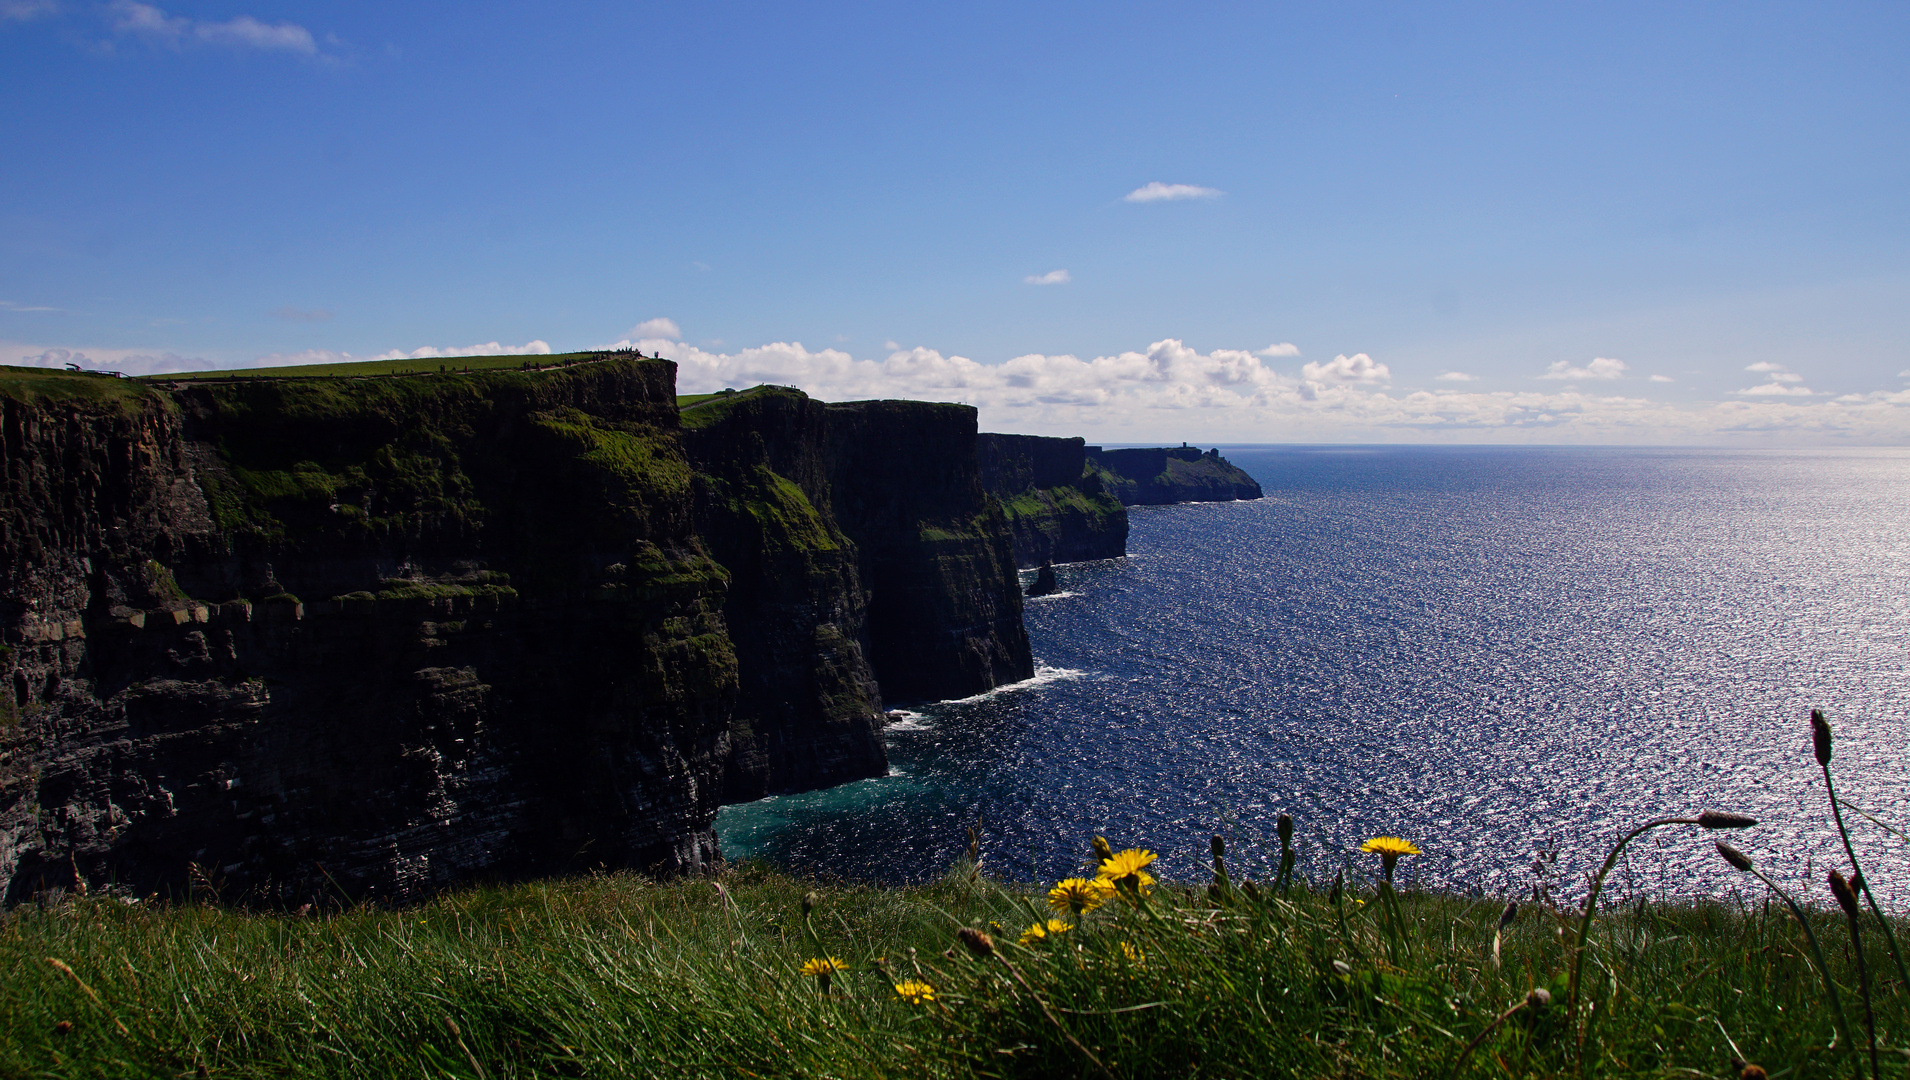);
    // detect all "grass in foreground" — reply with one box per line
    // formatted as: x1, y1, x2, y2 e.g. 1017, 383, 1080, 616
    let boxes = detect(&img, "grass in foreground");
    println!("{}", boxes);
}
3, 849, 1904, 1080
